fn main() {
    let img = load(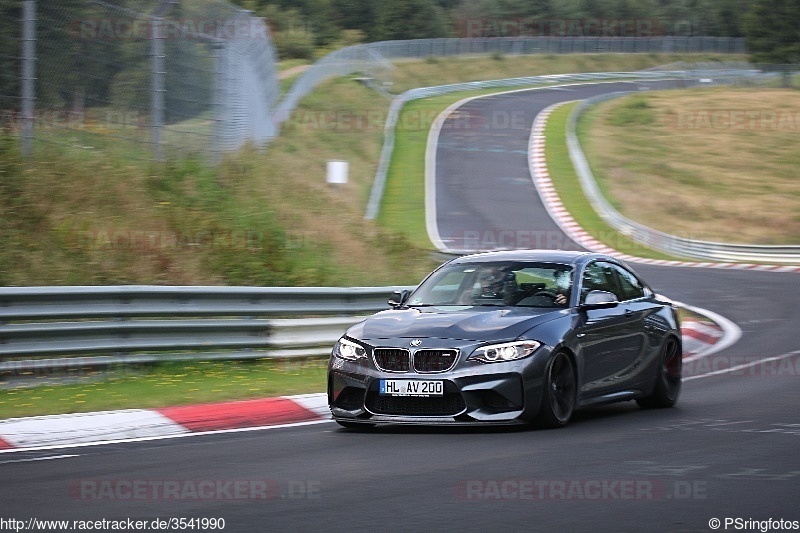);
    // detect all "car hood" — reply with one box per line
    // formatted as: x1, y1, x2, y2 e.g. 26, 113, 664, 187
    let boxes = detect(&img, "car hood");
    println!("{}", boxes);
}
347, 306, 563, 343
